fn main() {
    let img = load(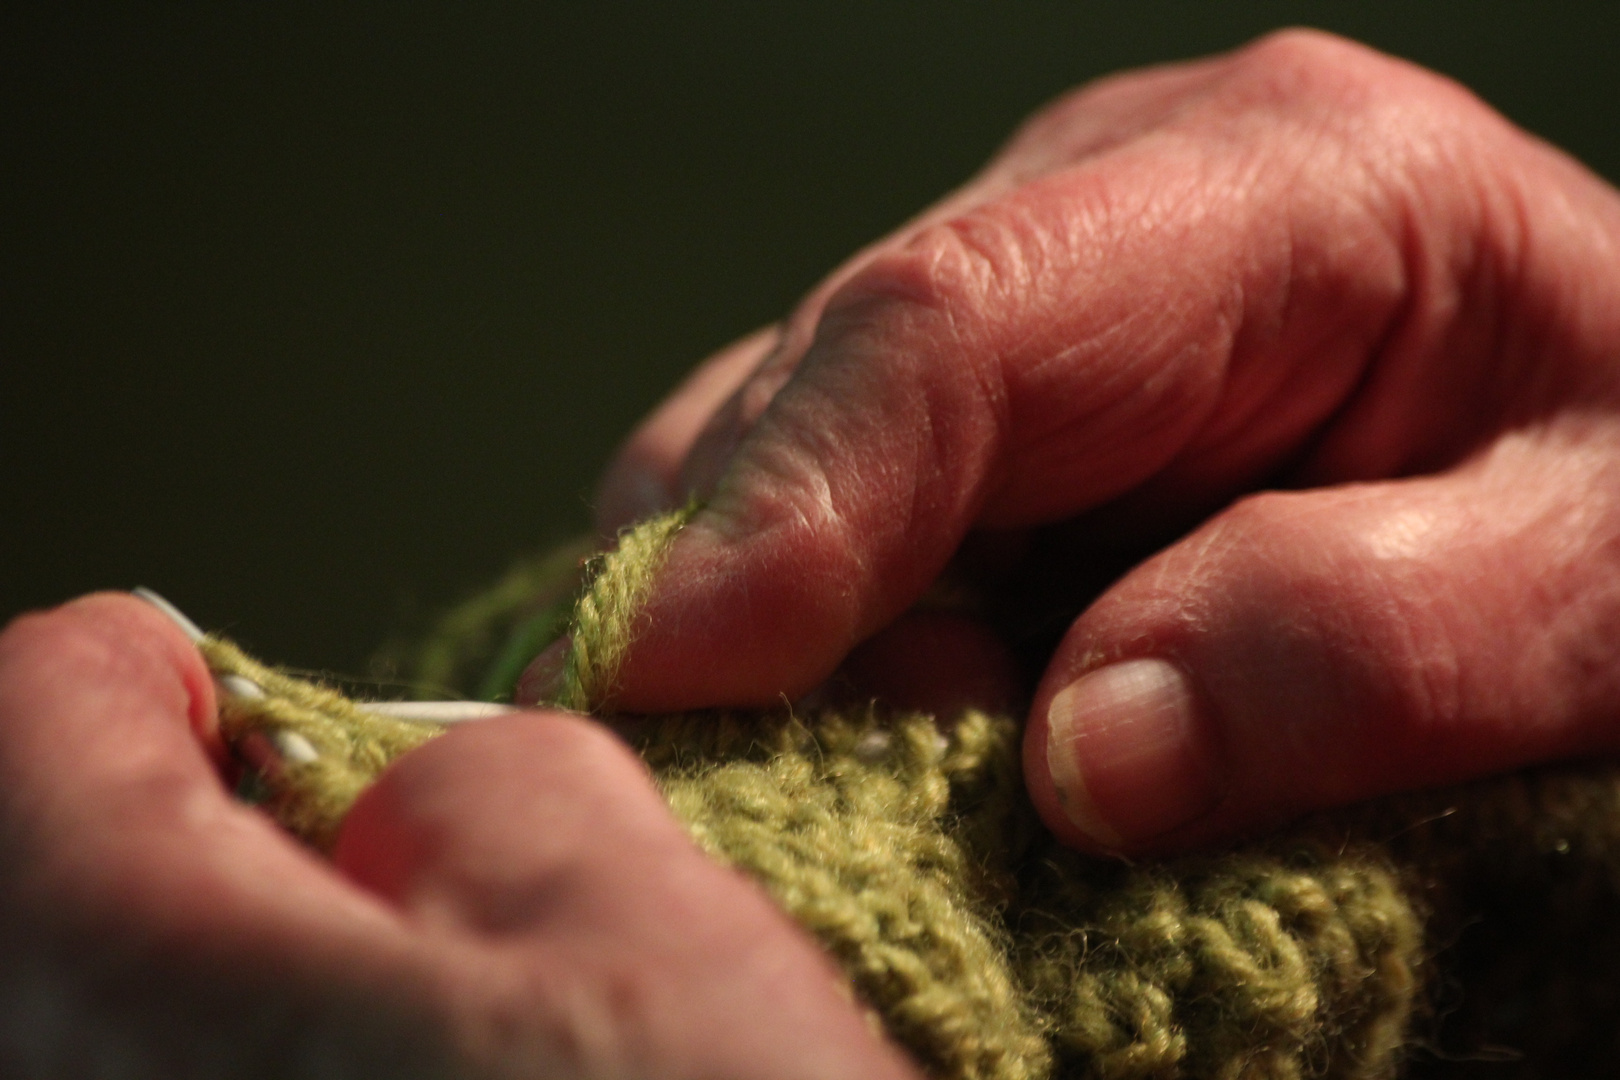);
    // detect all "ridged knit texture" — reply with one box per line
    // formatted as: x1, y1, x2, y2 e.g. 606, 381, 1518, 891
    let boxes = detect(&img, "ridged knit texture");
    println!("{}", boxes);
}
205, 511, 1620, 1079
